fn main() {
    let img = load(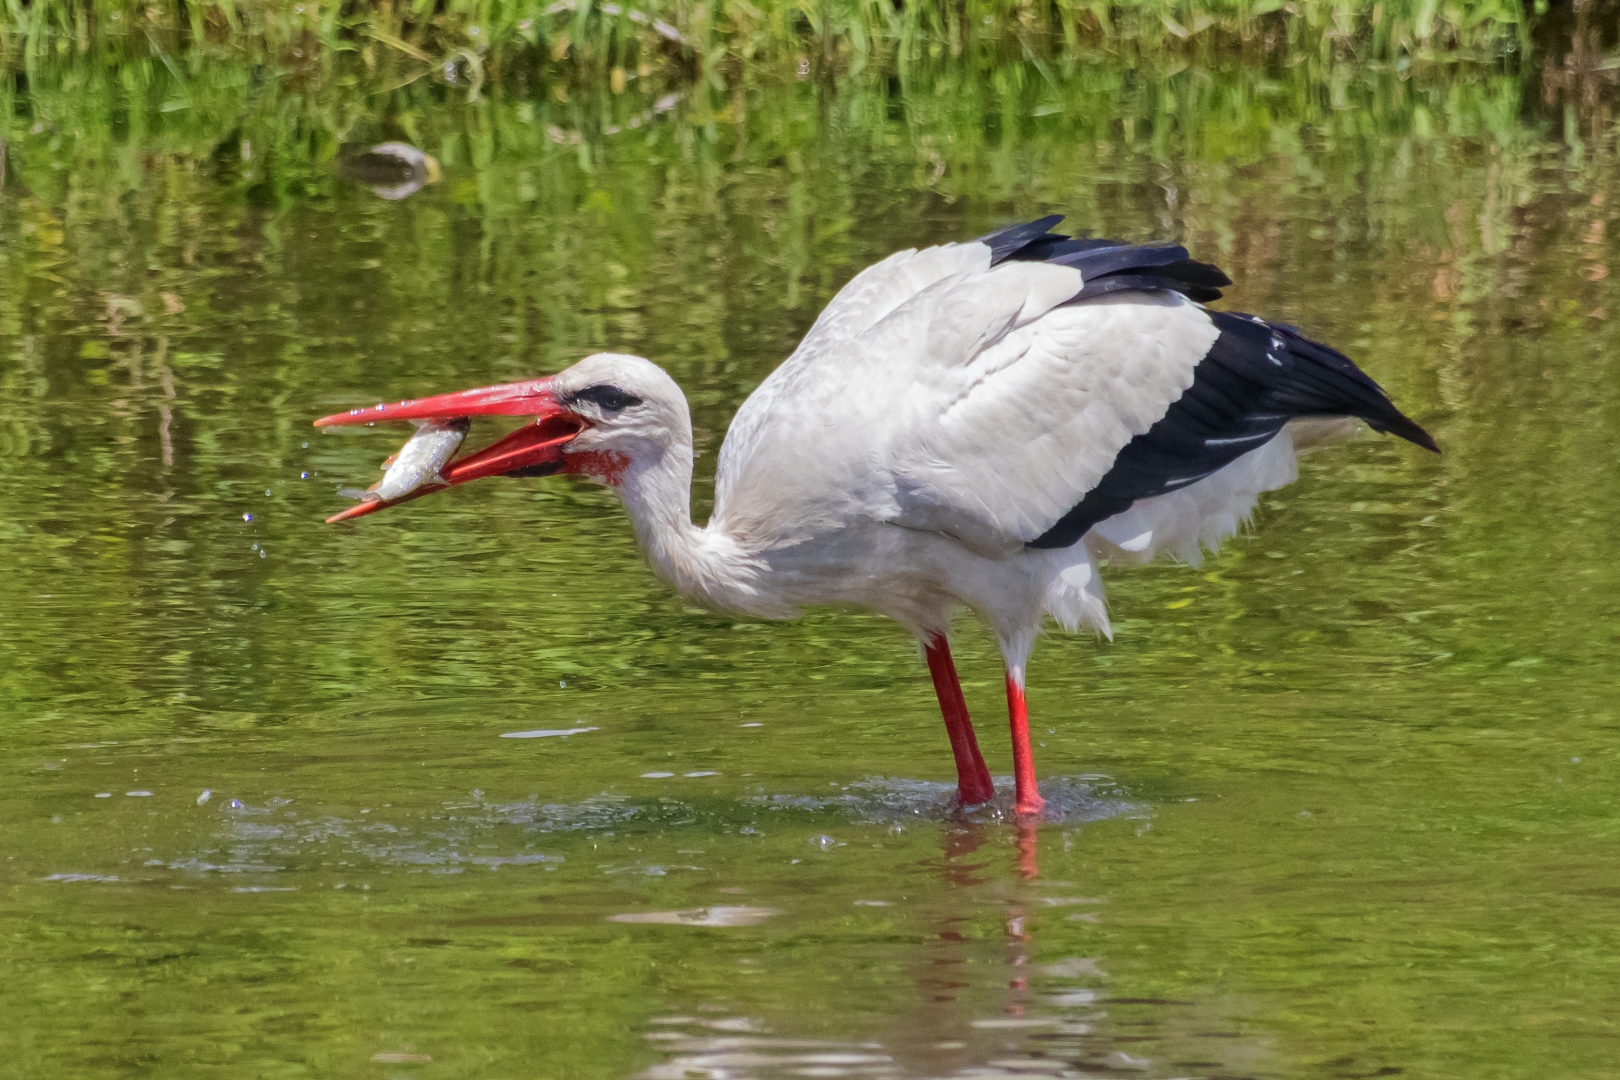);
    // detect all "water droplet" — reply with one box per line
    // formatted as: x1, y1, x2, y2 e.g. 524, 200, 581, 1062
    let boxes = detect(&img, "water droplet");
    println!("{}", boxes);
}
640, 771, 674, 779
264, 488, 273, 497
1572, 756, 1581, 764
196, 790, 212, 805
259, 550, 267, 558
302, 441, 309, 448
815, 835, 835, 849
228, 799, 244, 810
300, 472, 309, 479
559, 680, 566, 688
242, 513, 253, 522
251, 543, 259, 551
126, 790, 153, 798
94, 792, 112, 798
